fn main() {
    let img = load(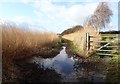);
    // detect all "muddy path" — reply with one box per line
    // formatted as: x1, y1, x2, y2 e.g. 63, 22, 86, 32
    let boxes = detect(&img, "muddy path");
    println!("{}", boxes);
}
10, 46, 109, 83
